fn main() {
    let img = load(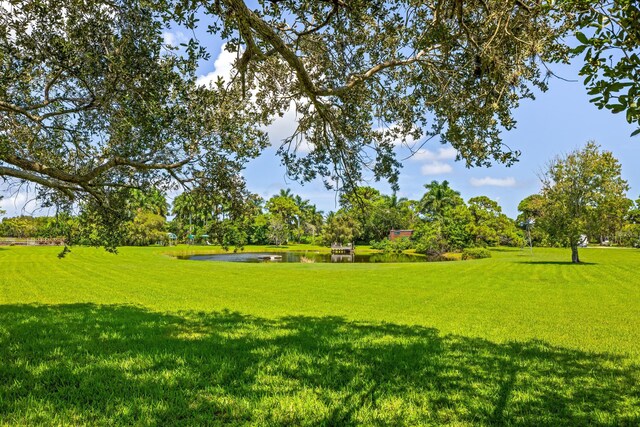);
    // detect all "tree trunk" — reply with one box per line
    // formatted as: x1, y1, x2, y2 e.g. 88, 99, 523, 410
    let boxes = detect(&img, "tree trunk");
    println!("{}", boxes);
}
571, 244, 580, 263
